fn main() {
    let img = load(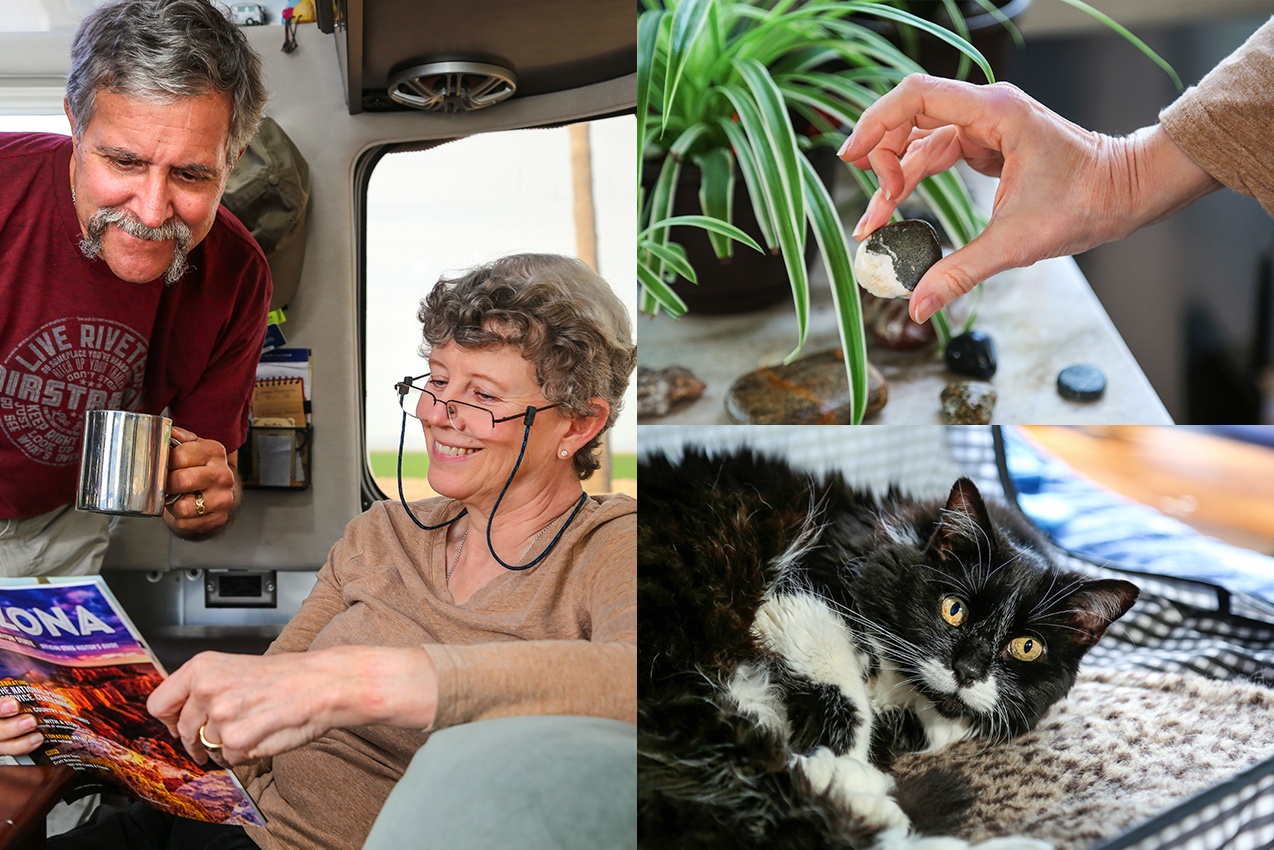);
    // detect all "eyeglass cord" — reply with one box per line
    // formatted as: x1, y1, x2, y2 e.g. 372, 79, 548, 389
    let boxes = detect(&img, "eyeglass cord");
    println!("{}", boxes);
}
395, 407, 586, 570
397, 410, 465, 530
